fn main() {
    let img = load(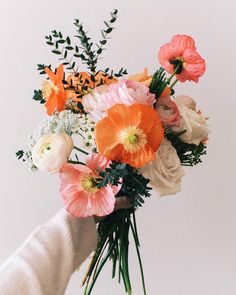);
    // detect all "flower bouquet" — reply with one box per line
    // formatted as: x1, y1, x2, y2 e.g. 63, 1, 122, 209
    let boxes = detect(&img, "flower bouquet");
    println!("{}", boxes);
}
17, 9, 209, 295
